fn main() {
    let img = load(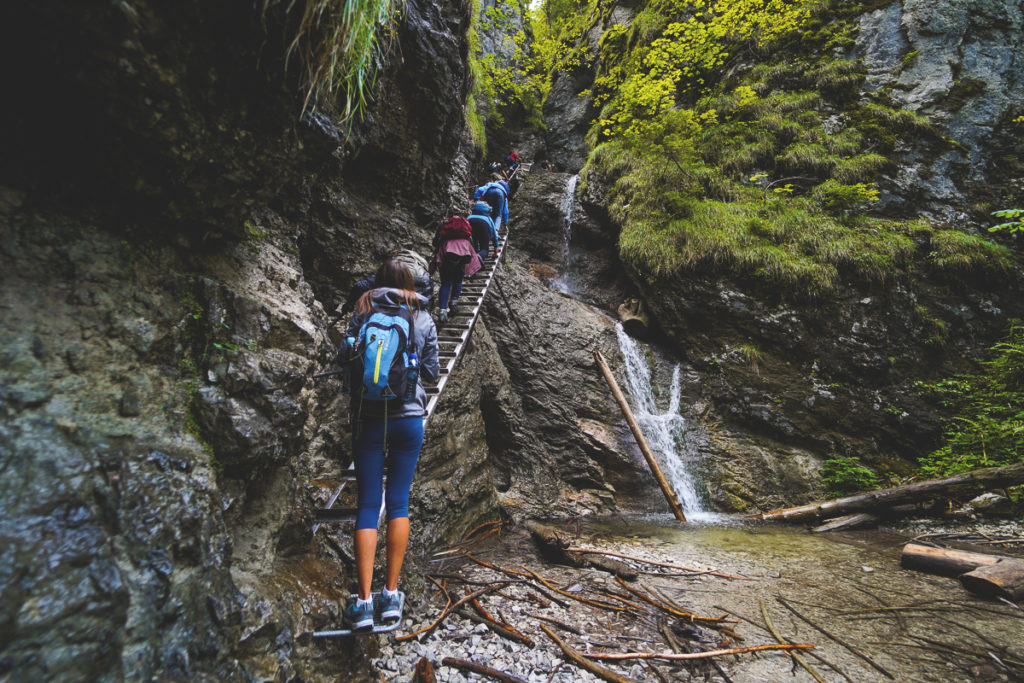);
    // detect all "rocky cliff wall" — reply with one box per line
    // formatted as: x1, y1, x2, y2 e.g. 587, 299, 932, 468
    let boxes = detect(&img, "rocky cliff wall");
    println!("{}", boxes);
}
0, 0, 520, 679
536, 0, 1024, 509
